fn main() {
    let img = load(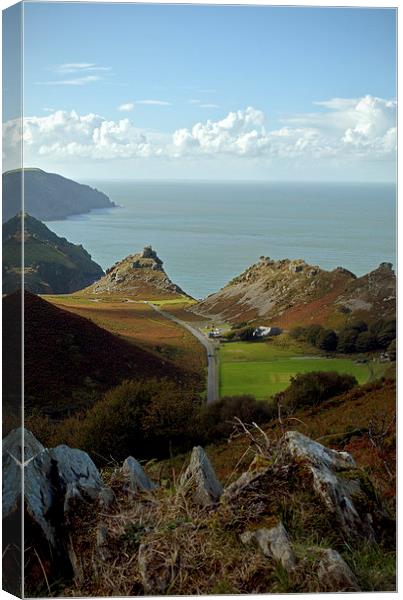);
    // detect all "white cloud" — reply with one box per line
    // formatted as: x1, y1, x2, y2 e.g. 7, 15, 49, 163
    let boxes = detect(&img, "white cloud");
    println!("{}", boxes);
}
37, 75, 101, 86
136, 99, 171, 106
56, 63, 111, 74
3, 110, 156, 164
2, 96, 396, 174
172, 96, 396, 162
118, 102, 135, 112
